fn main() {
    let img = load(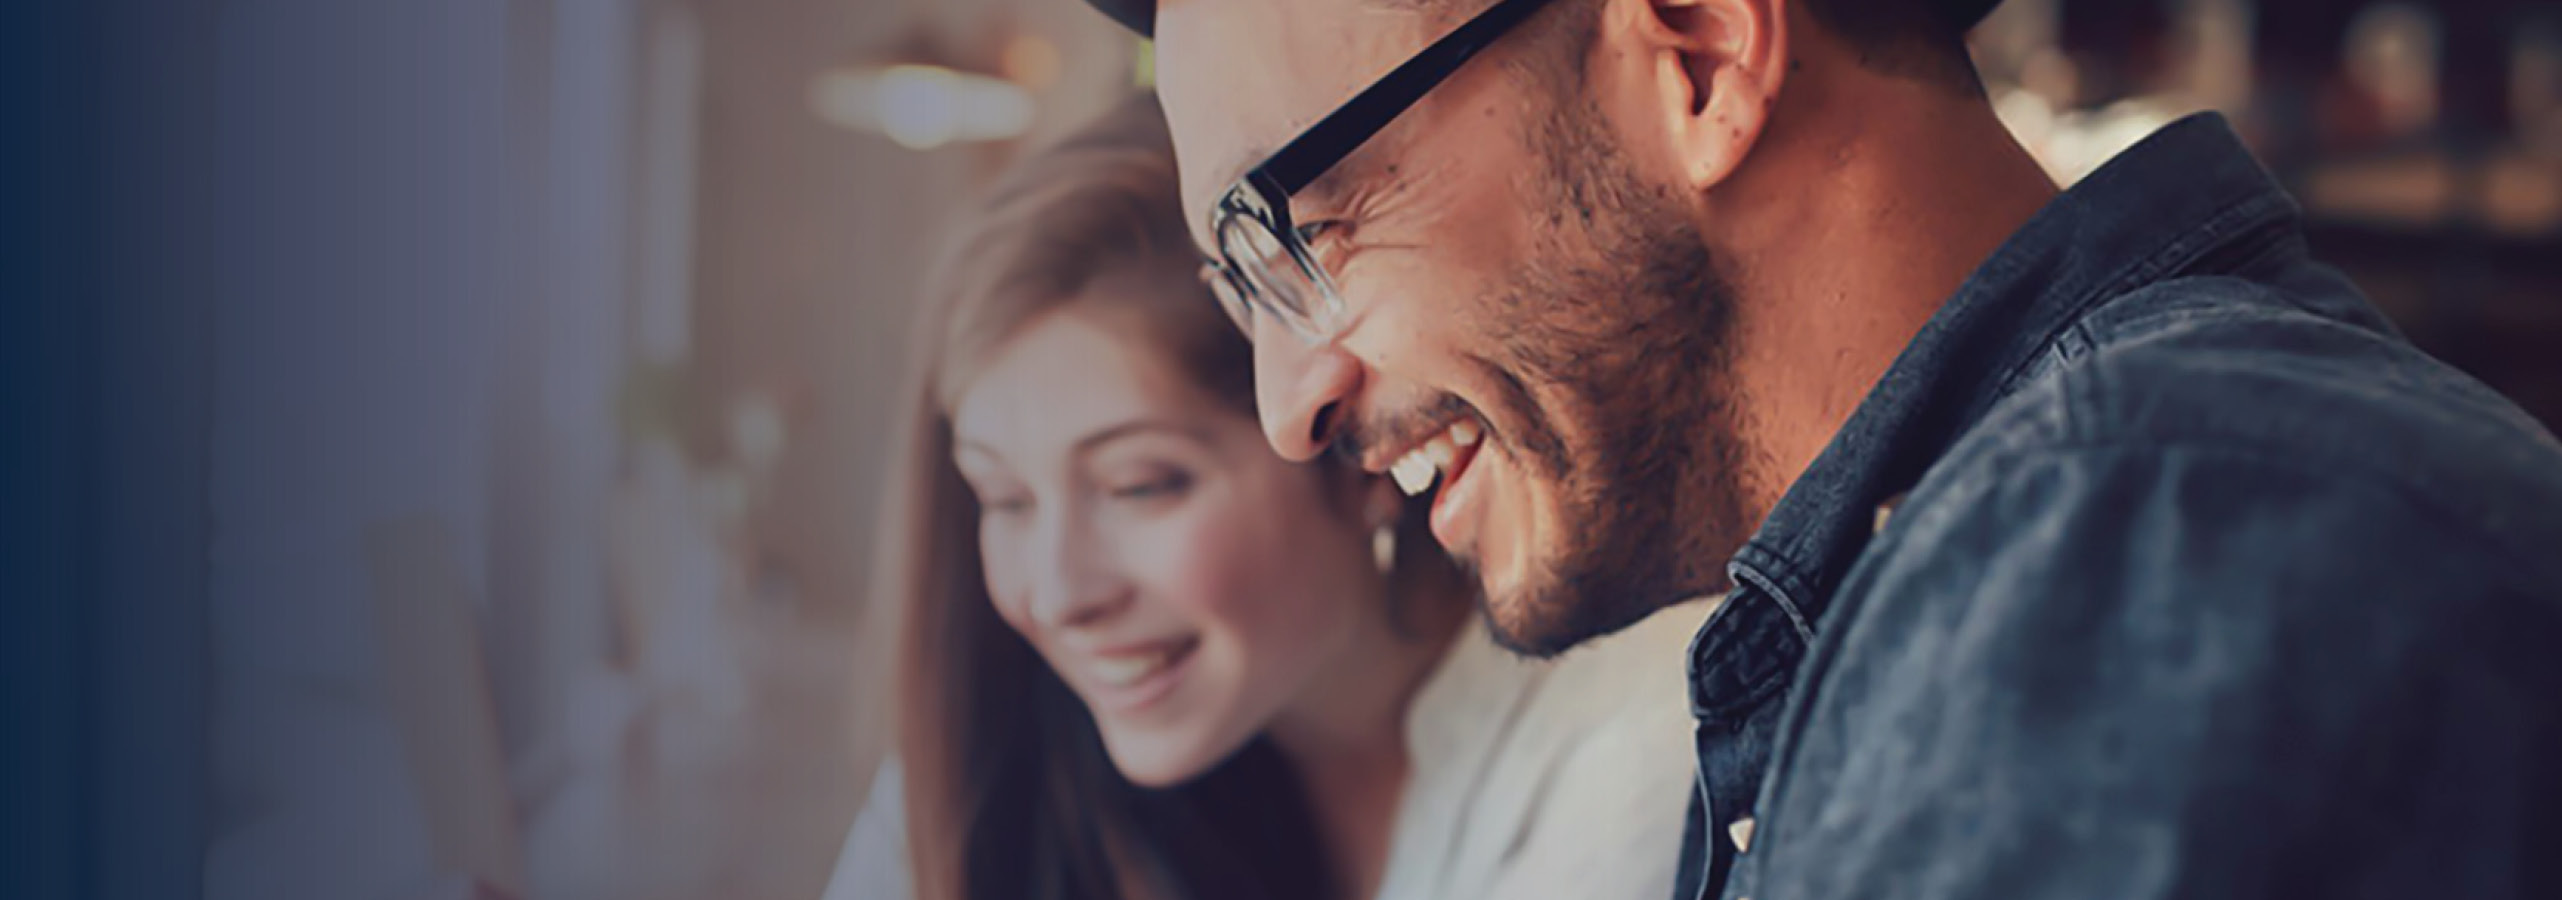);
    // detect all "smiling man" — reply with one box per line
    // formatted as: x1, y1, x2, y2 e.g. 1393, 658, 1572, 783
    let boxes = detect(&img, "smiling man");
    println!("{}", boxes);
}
1079, 0, 2562, 897
1140, 0, 2062, 661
